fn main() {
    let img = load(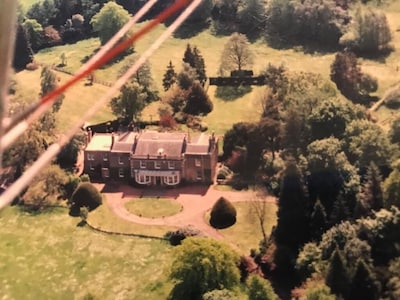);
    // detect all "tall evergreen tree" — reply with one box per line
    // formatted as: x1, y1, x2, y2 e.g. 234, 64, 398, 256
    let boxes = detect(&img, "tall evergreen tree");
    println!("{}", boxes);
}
325, 249, 350, 299
193, 46, 207, 86
349, 259, 380, 300
359, 162, 384, 213
330, 193, 351, 226
40, 66, 64, 113
275, 161, 309, 250
183, 44, 195, 66
310, 199, 328, 241
183, 44, 207, 86
162, 61, 177, 91
13, 24, 34, 70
